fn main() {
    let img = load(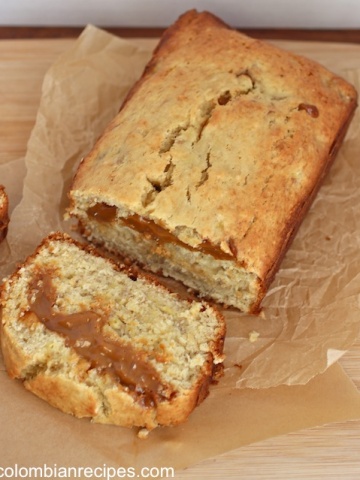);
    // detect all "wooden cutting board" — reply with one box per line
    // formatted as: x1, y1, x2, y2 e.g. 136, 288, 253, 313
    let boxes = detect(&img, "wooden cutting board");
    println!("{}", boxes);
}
1, 37, 360, 479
